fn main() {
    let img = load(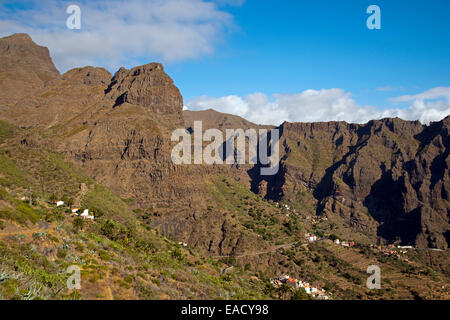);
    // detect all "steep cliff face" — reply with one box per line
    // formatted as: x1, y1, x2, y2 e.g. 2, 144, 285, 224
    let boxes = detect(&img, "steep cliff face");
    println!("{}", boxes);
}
0, 33, 60, 107
105, 63, 183, 124
266, 117, 450, 248
54, 63, 185, 209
